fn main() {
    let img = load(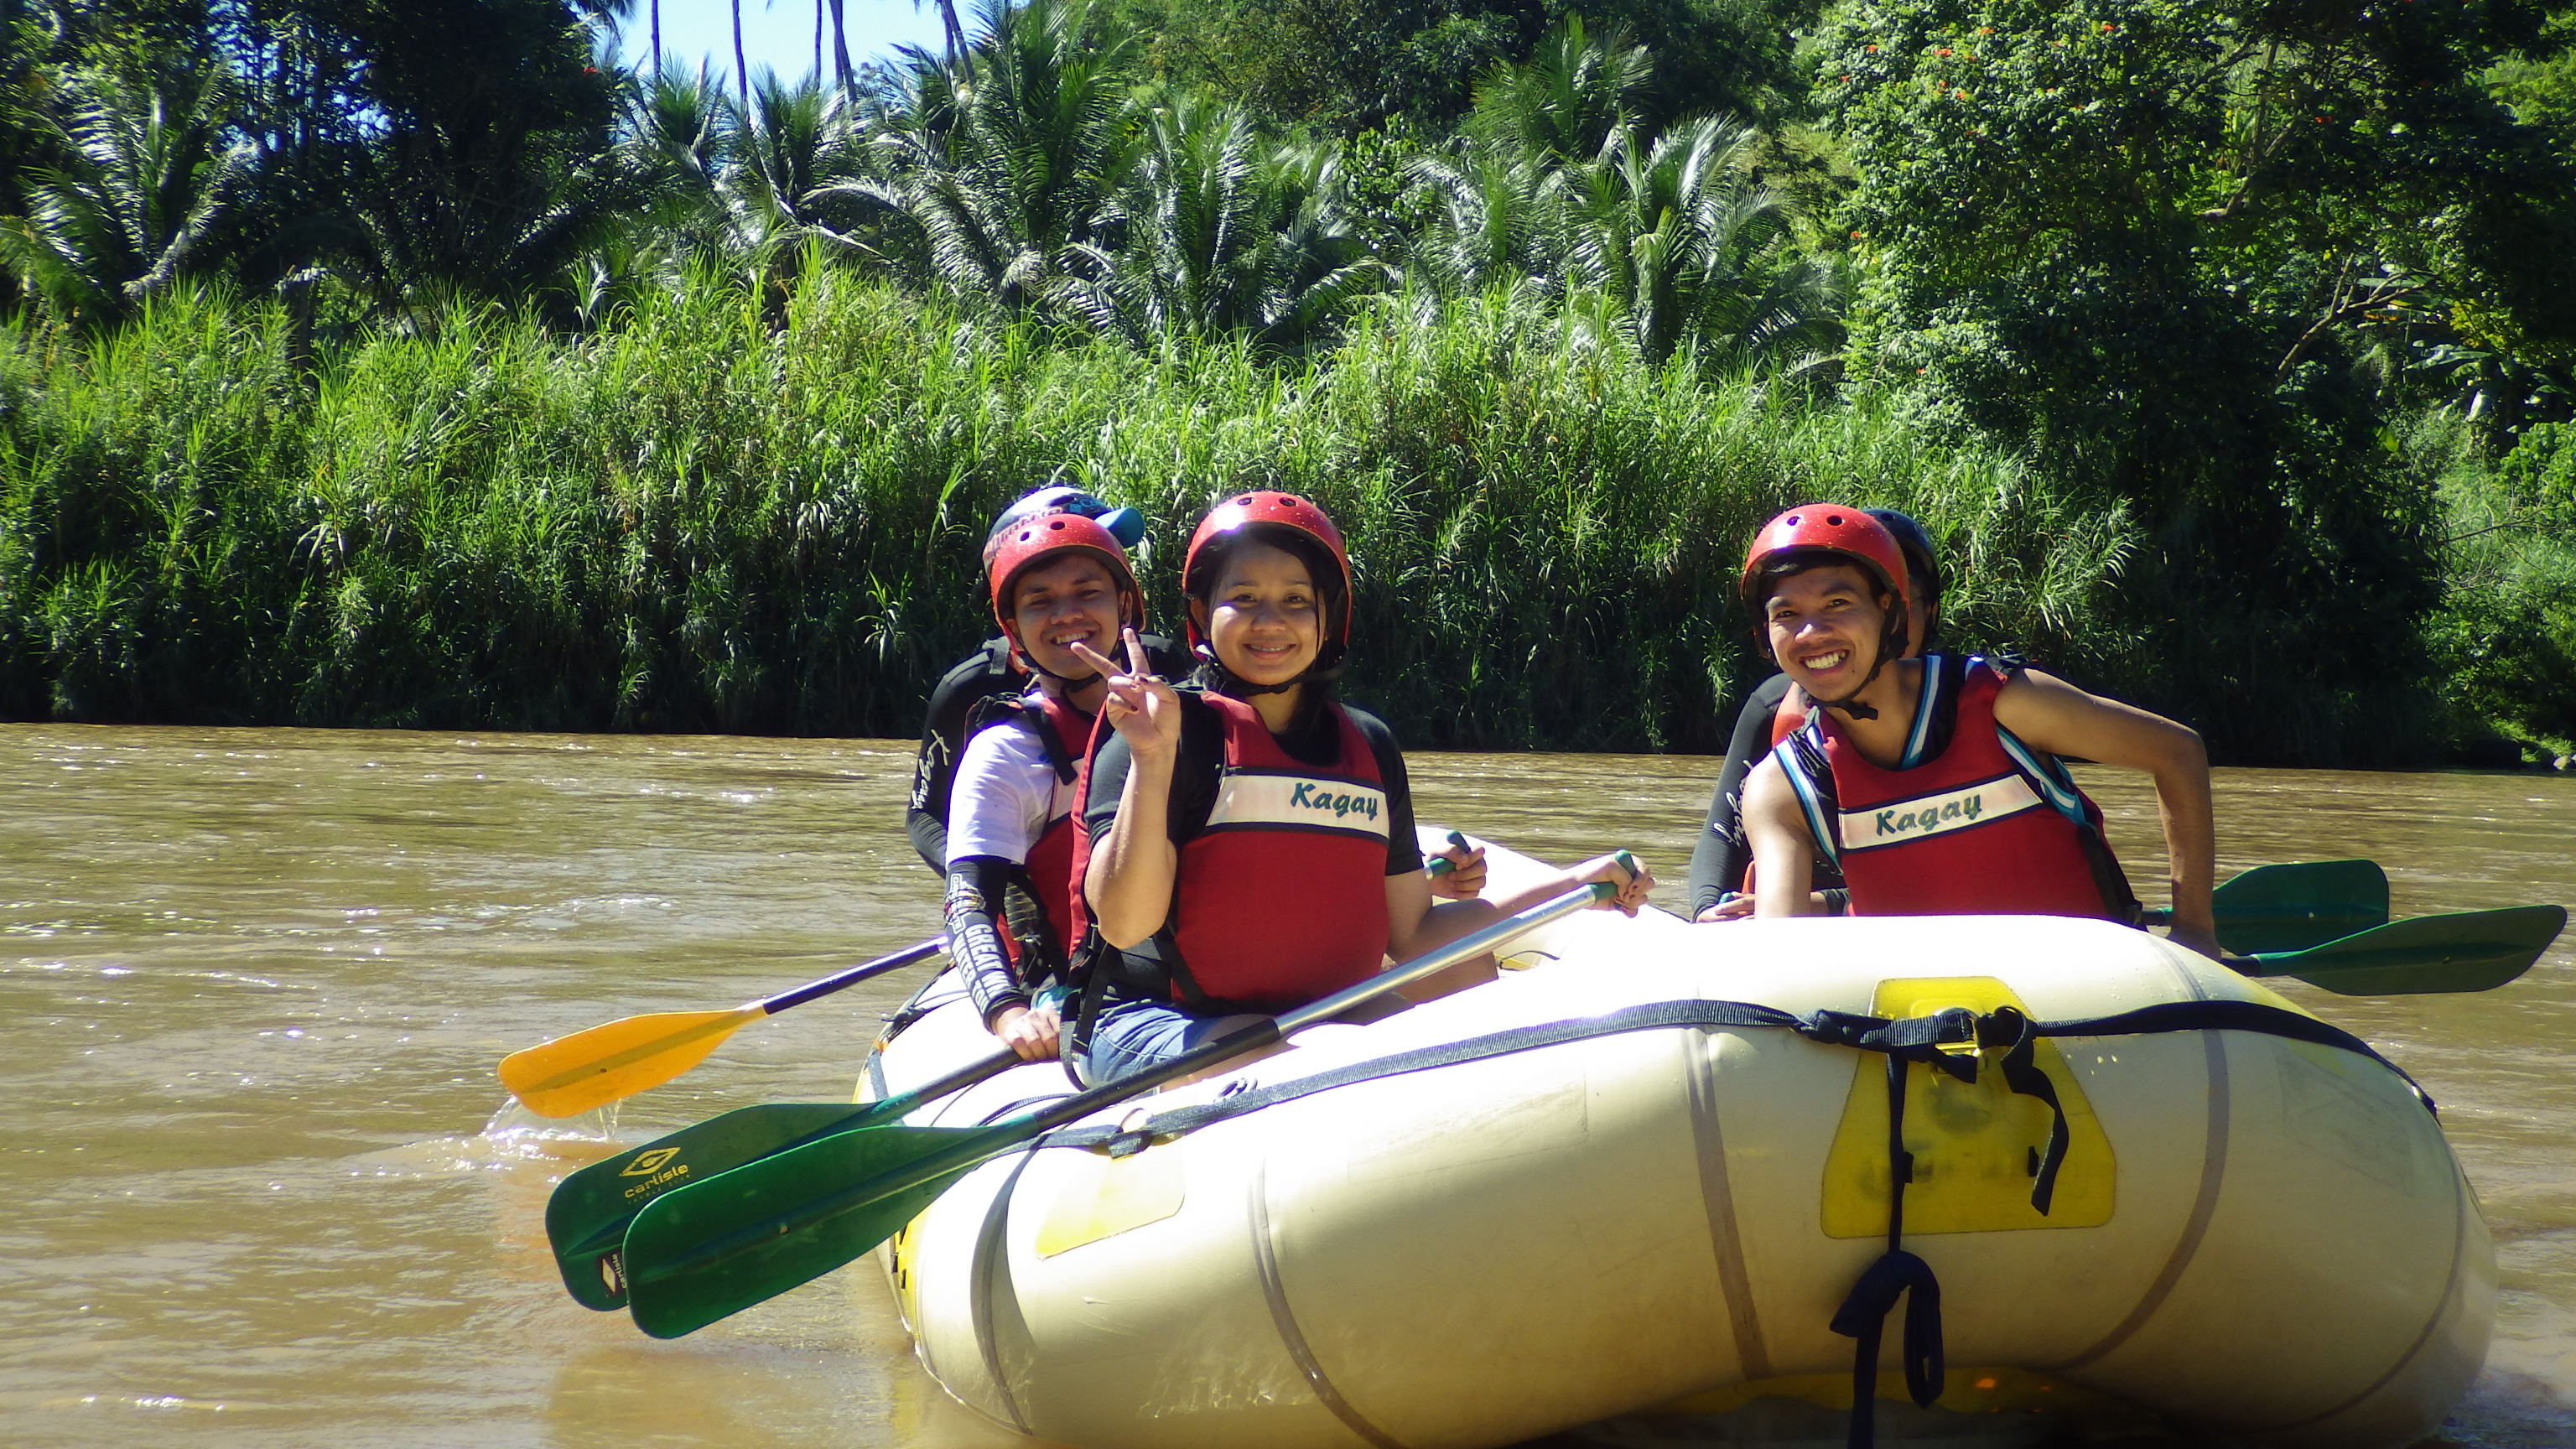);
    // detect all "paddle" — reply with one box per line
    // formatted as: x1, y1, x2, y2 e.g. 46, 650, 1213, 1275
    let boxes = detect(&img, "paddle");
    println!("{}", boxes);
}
545, 1045, 1025, 1310
543, 846, 1478, 1309
2225, 903, 2565, 996
498, 938, 945, 1118
2138, 859, 2390, 953
620, 870, 1628, 1339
